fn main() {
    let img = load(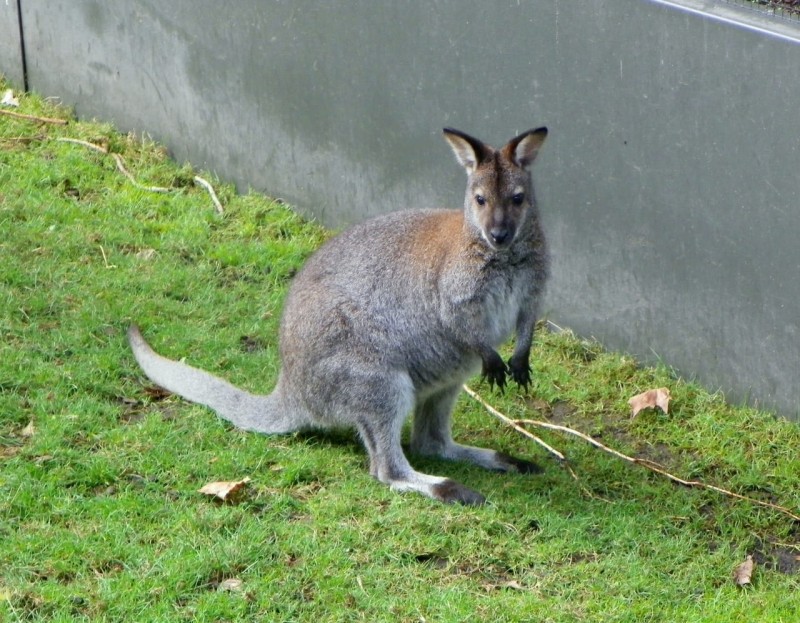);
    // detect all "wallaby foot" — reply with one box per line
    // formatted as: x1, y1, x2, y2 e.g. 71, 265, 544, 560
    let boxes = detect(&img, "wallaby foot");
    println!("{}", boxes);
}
427, 442, 542, 474
389, 471, 486, 506
360, 428, 487, 505
493, 451, 543, 474
367, 444, 487, 505
410, 385, 542, 475
349, 380, 487, 505
430, 479, 486, 506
